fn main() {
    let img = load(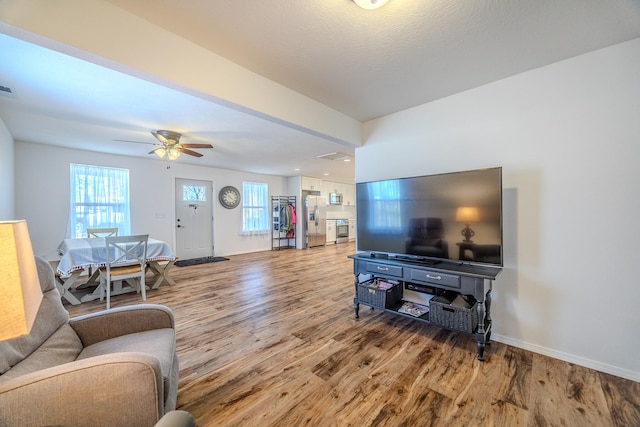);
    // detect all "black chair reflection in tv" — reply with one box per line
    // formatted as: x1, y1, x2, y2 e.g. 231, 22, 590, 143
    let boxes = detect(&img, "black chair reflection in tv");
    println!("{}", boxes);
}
405, 217, 449, 259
